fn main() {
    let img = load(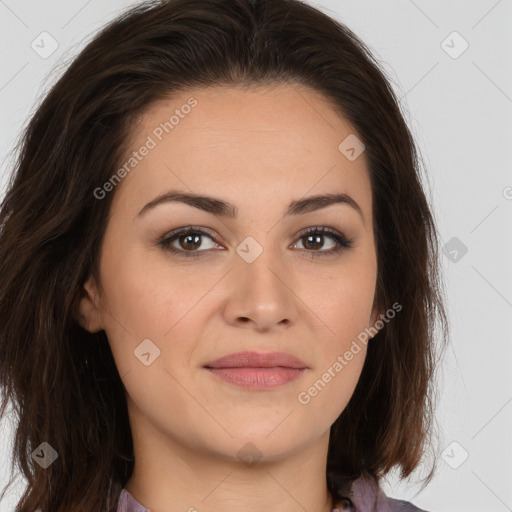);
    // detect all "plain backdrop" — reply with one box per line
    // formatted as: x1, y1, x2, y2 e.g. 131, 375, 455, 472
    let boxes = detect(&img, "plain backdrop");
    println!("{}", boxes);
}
0, 1, 511, 511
